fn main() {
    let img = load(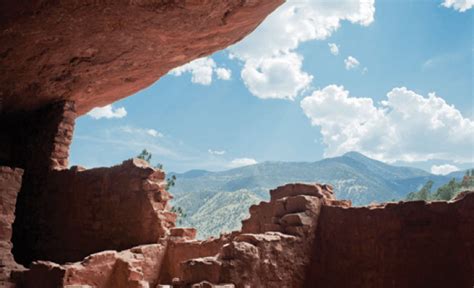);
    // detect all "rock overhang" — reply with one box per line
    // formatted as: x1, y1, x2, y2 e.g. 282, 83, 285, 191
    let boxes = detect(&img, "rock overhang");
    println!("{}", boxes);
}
0, 0, 283, 115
